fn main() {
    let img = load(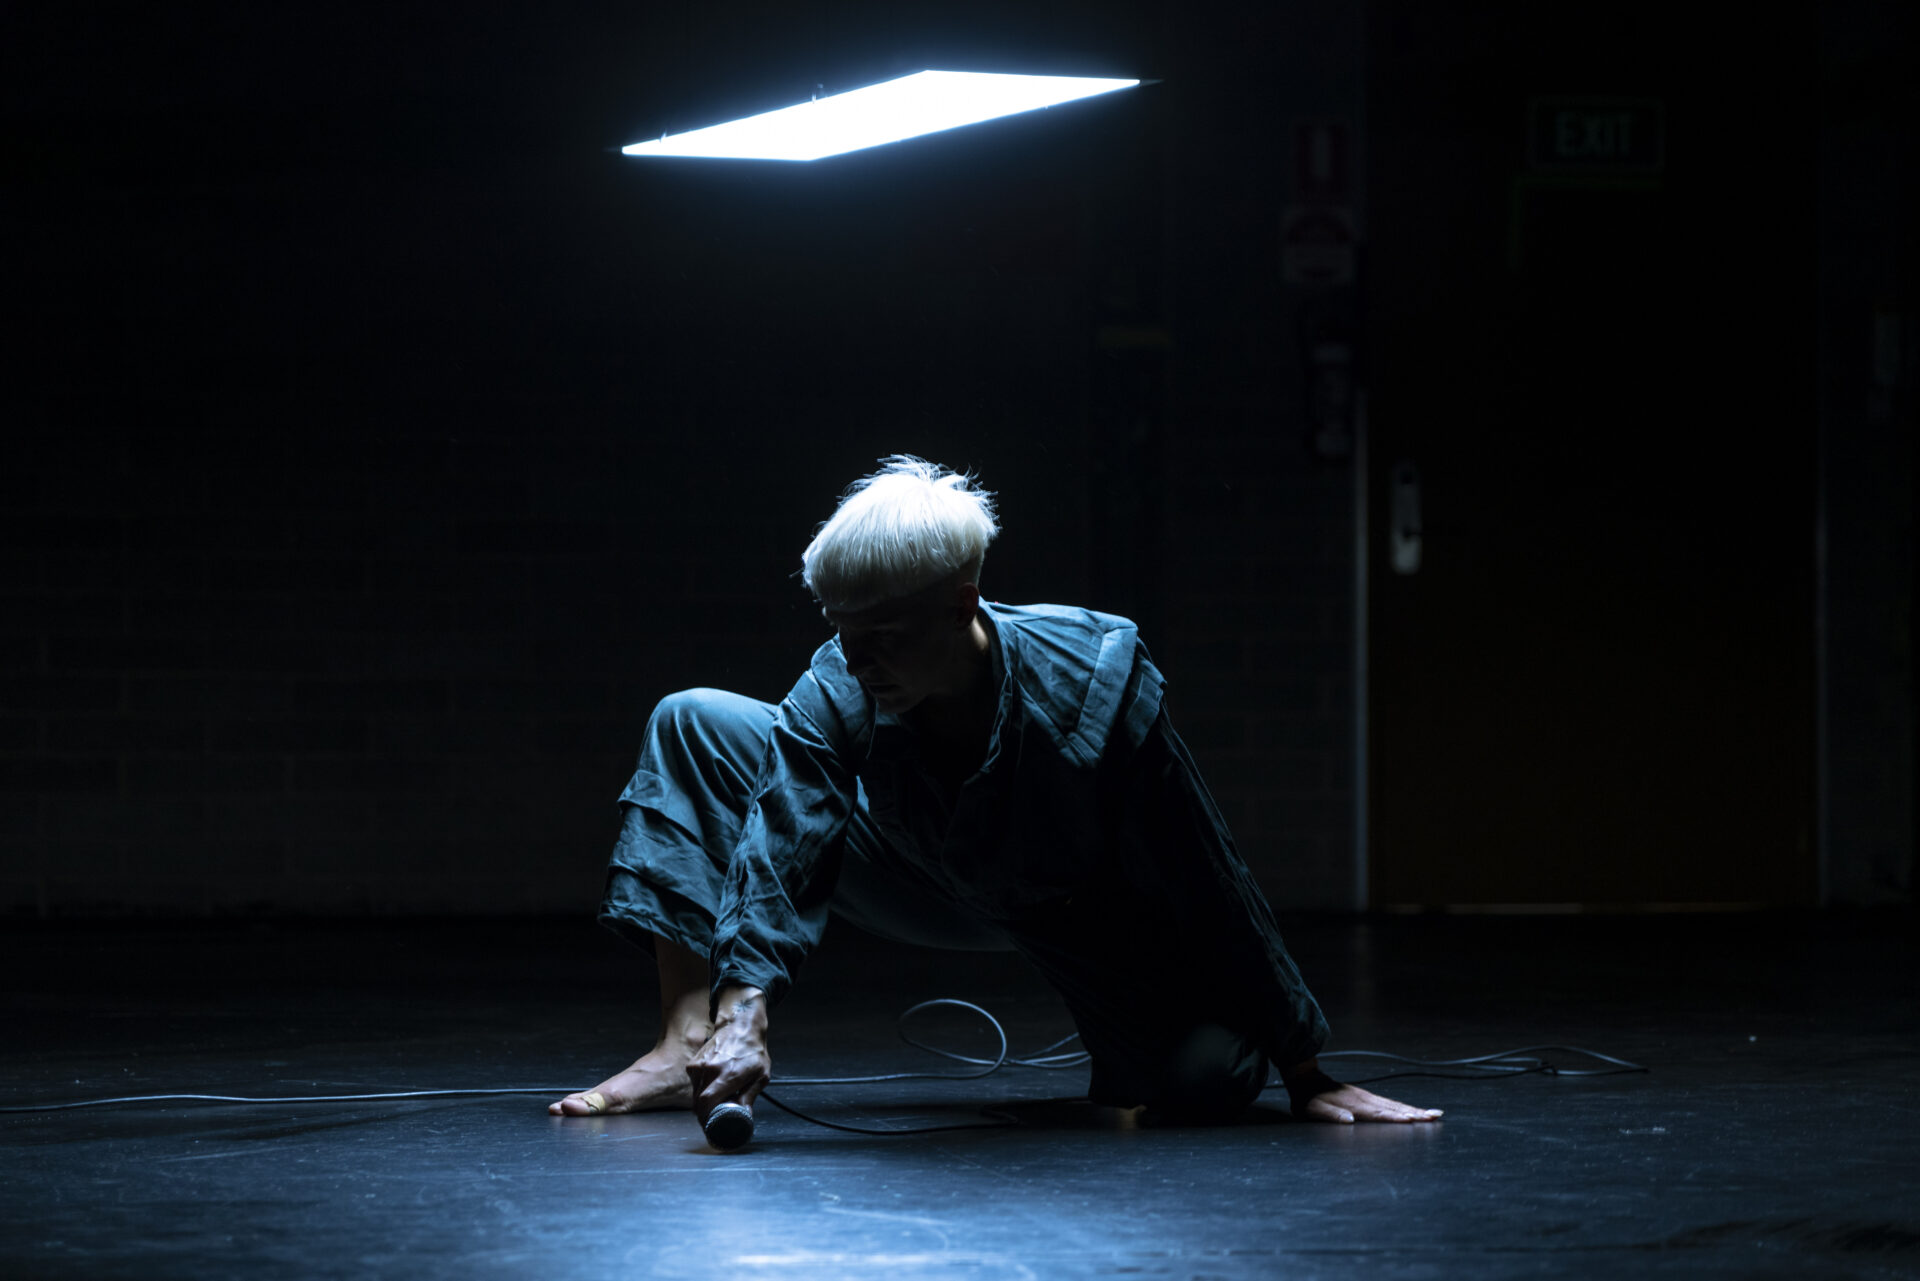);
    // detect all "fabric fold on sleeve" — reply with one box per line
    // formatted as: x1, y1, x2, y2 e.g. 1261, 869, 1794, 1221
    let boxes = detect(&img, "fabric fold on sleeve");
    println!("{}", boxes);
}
708, 663, 863, 1010
1115, 702, 1332, 1071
